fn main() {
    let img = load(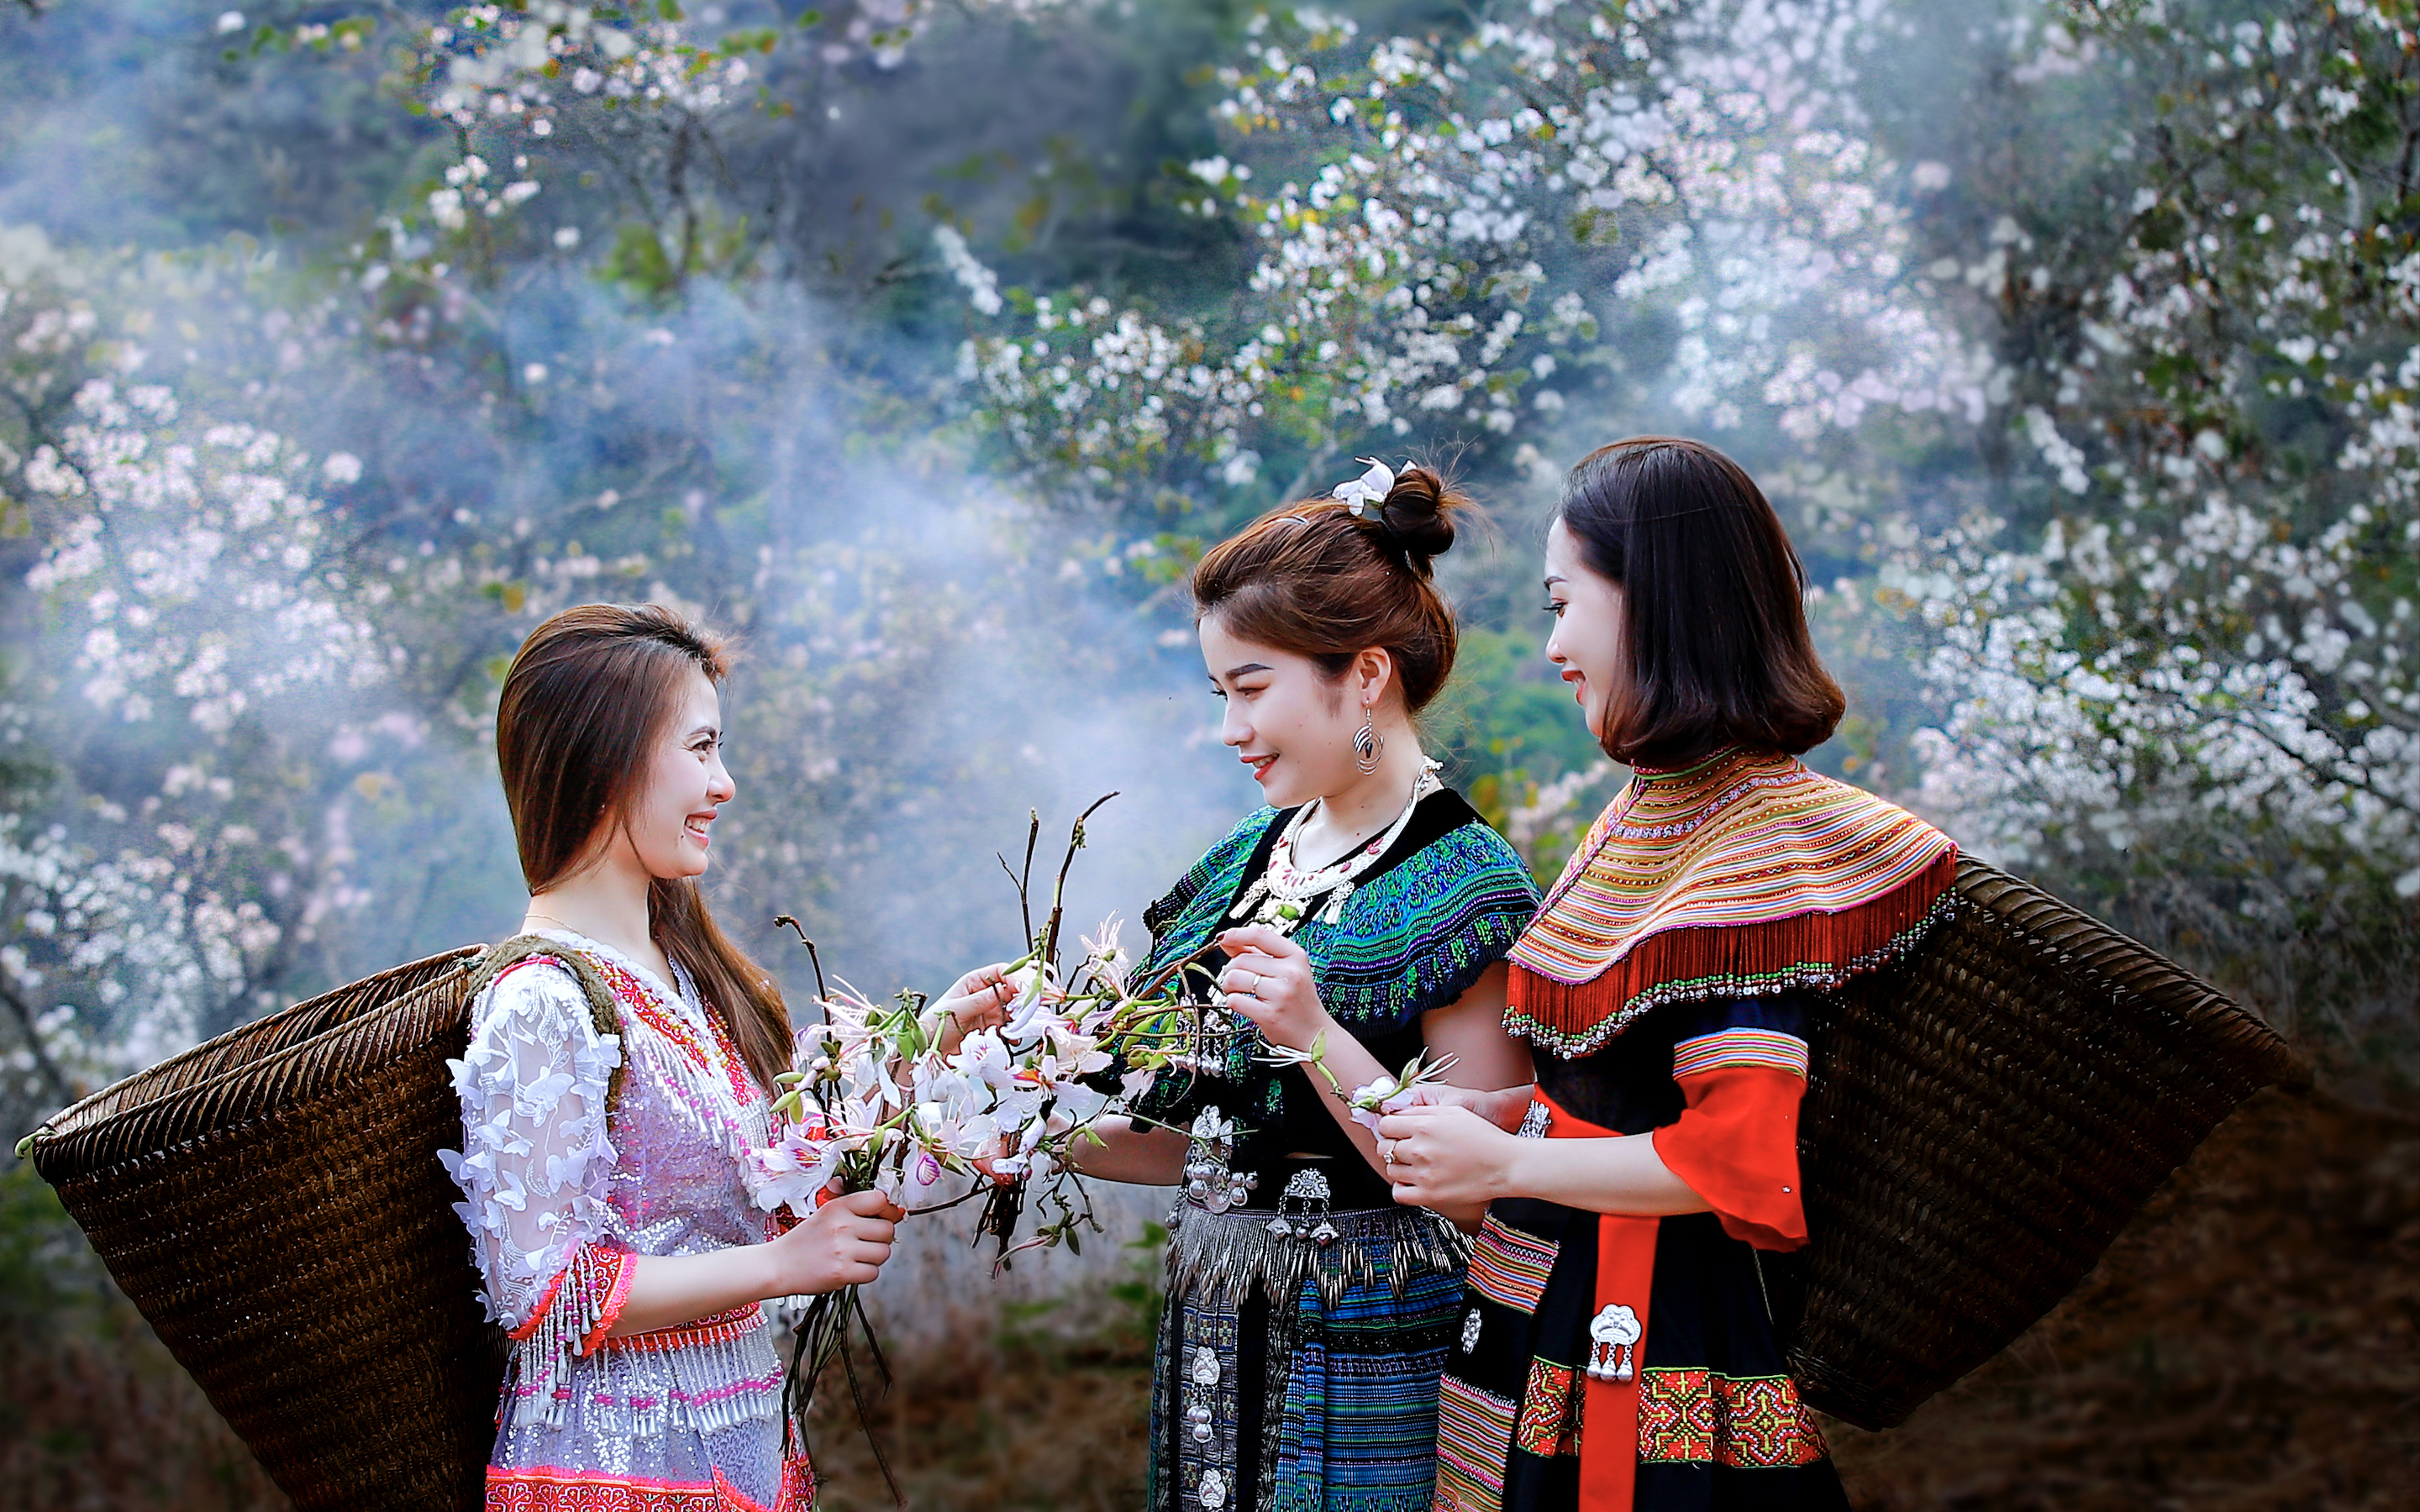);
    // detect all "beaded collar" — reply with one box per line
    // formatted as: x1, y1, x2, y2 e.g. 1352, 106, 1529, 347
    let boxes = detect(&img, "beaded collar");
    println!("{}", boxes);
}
1226, 762, 1444, 933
